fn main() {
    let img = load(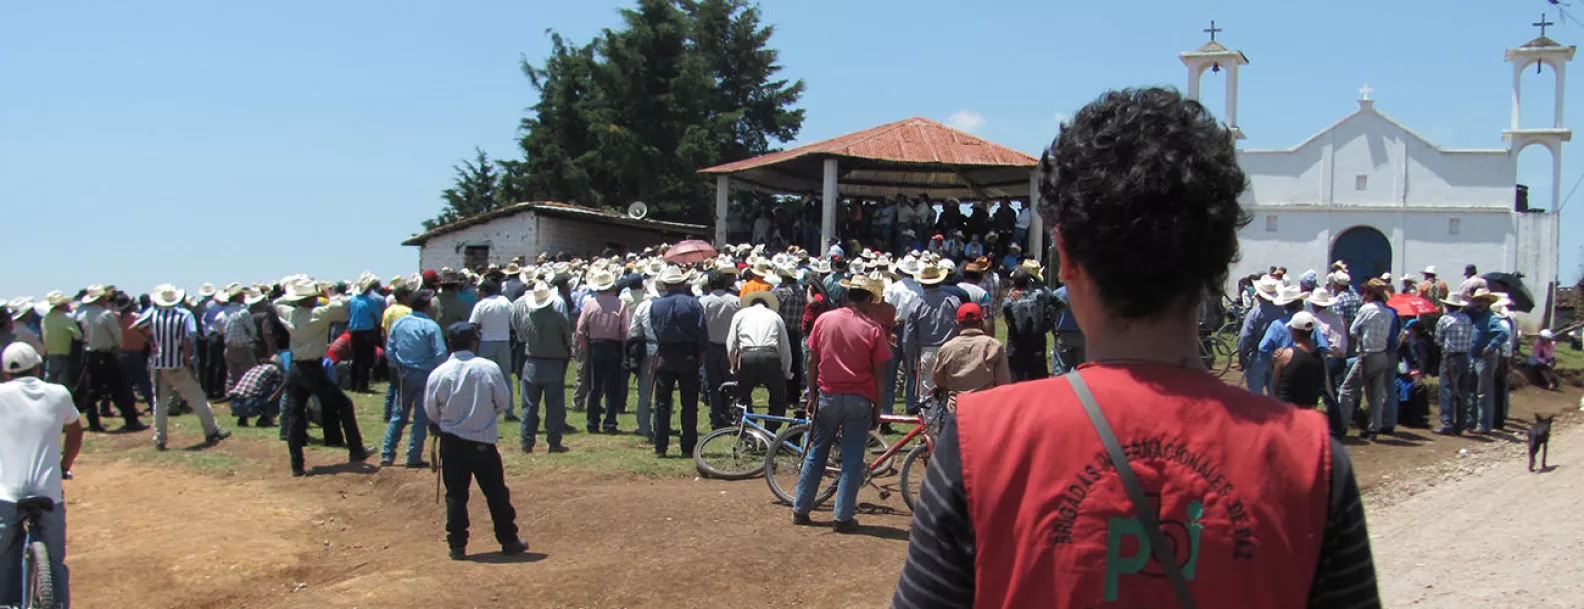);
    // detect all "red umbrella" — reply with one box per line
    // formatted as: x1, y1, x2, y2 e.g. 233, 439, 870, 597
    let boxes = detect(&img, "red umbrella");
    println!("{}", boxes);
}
1386, 293, 1437, 317
663, 240, 717, 265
